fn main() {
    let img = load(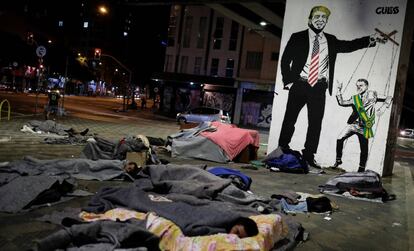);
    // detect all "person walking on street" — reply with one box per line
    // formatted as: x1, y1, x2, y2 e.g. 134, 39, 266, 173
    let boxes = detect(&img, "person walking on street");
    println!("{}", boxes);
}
45, 86, 61, 120
141, 94, 147, 109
